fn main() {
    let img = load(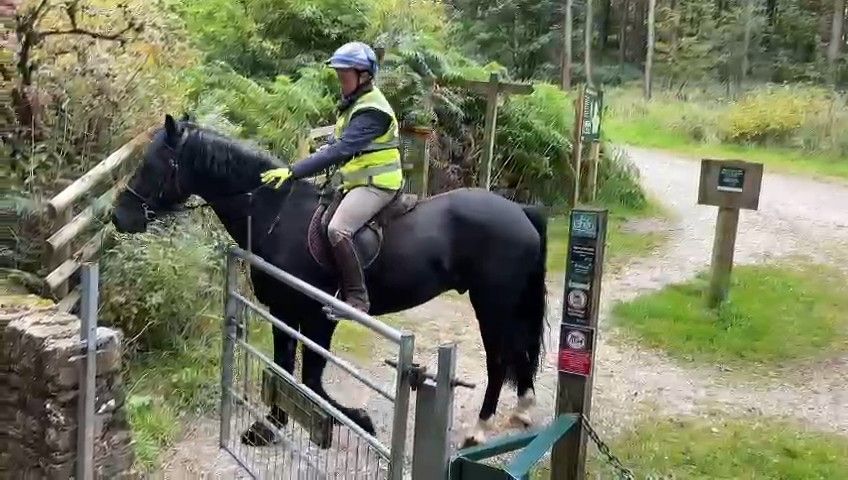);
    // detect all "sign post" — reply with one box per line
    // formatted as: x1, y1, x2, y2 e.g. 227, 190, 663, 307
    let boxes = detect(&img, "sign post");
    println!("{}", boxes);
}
697, 159, 763, 308
572, 85, 604, 205
551, 208, 608, 480
458, 73, 533, 190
